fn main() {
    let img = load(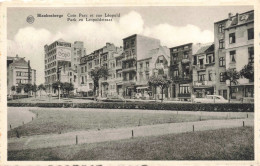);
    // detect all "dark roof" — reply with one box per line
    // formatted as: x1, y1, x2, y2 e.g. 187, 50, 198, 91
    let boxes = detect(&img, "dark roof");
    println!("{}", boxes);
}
195, 43, 214, 55
10, 58, 29, 67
